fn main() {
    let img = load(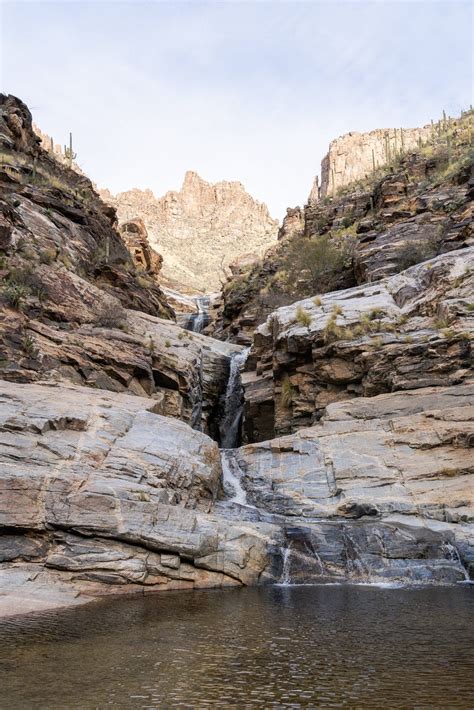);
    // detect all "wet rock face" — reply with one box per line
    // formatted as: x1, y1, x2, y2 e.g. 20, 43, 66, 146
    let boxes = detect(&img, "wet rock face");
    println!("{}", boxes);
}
242, 248, 473, 441
235, 383, 474, 584
1, 380, 471, 603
